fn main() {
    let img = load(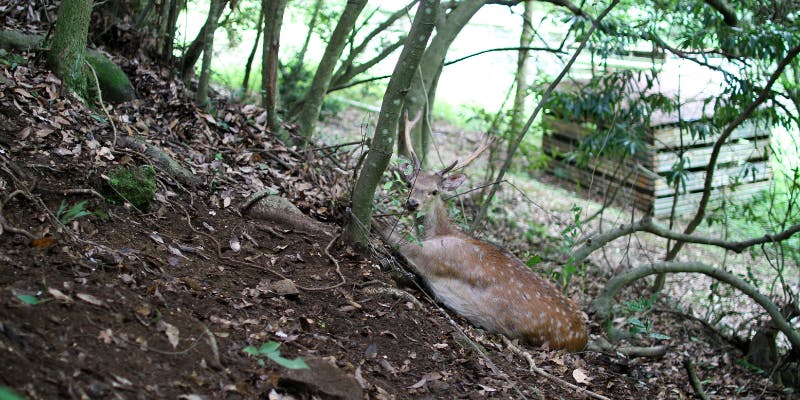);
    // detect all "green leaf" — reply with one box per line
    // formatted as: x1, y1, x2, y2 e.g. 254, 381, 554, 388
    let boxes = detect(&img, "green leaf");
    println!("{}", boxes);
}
243, 342, 309, 370
257, 341, 281, 355
526, 254, 542, 267
16, 295, 39, 305
627, 317, 646, 330
266, 352, 310, 370
648, 332, 671, 340
0, 387, 26, 400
